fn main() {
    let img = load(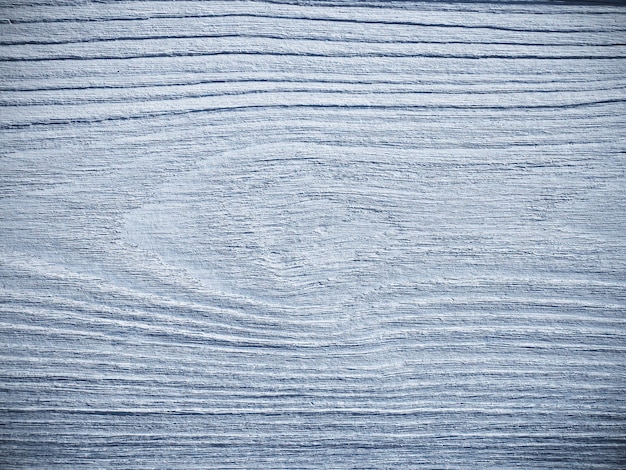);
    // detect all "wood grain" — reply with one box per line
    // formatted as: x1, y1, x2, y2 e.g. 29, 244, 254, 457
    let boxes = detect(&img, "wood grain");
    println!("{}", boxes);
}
1, 1, 625, 467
